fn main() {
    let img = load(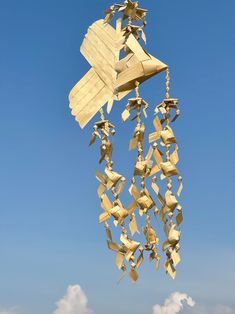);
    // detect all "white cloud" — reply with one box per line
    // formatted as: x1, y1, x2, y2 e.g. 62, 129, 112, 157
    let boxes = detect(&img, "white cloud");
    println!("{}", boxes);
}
53, 285, 92, 314
153, 292, 235, 314
153, 292, 195, 314
1, 287, 235, 314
